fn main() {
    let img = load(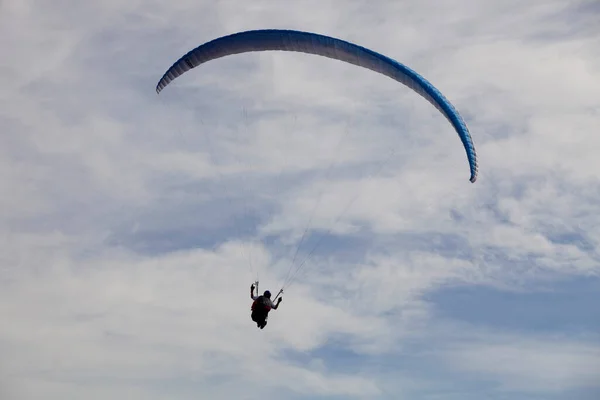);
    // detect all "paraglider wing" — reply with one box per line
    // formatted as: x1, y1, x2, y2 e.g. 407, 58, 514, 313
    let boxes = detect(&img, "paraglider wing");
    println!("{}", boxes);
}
156, 29, 478, 183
